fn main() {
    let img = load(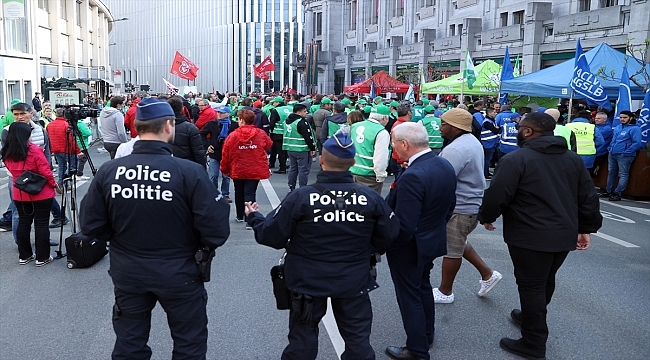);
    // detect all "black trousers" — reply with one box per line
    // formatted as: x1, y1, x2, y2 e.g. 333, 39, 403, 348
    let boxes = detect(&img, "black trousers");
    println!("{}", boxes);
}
269, 134, 287, 171
112, 281, 208, 360
282, 294, 374, 360
15, 198, 53, 261
233, 179, 259, 219
508, 245, 569, 357
386, 241, 434, 360
104, 142, 121, 159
